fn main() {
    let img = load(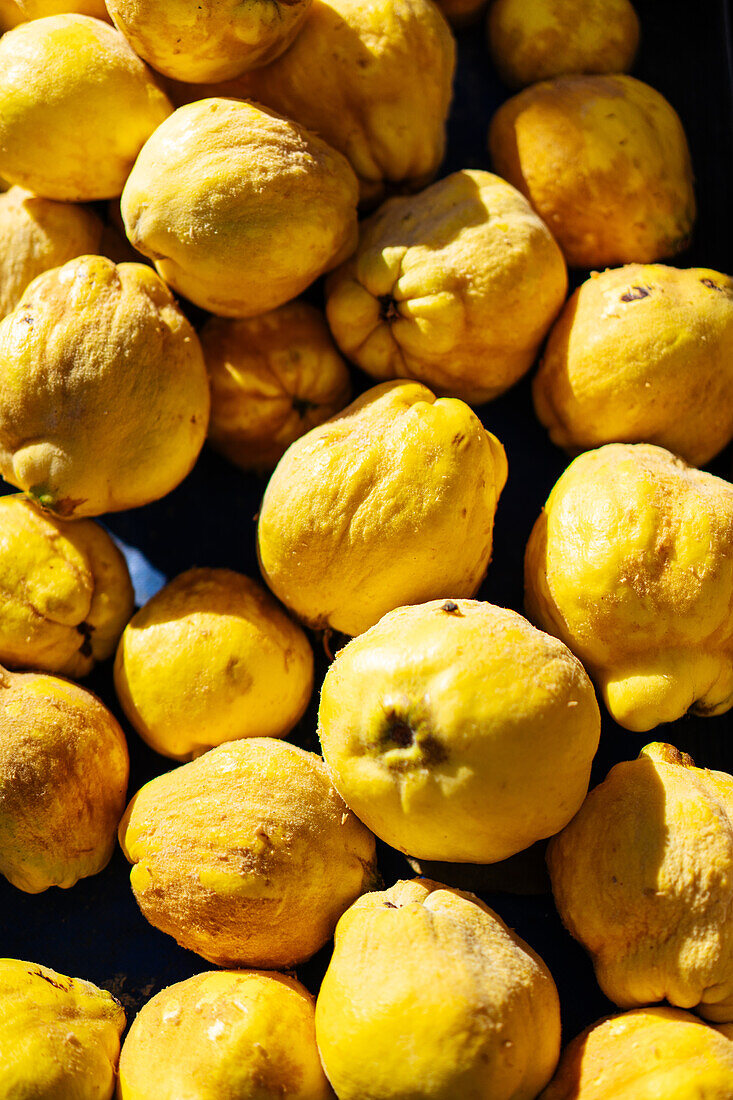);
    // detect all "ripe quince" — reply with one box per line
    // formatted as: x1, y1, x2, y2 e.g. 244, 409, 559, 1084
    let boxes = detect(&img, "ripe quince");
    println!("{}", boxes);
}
121, 99, 359, 317
319, 599, 600, 862
257, 380, 507, 636
316, 878, 561, 1100
0, 15, 172, 201
114, 567, 313, 760
0, 668, 129, 892
16, 0, 109, 17
0, 255, 210, 518
489, 74, 695, 268
166, 0, 456, 207
119, 738, 377, 968
534, 264, 733, 466
0, 187, 102, 320
0, 495, 133, 676
525, 443, 733, 730
106, 0, 311, 83
488, 0, 639, 89
202, 302, 352, 473
540, 1007, 733, 1099
326, 169, 567, 404
0, 958, 125, 1099
118, 970, 333, 1100
548, 743, 733, 1022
